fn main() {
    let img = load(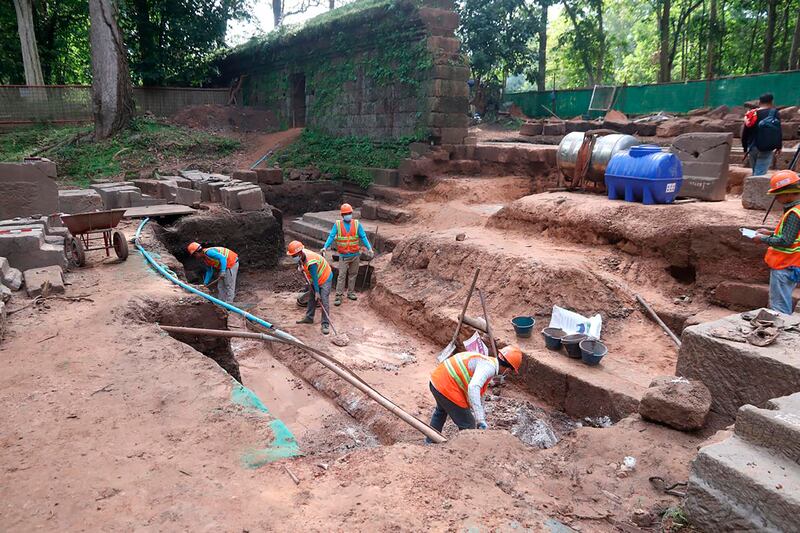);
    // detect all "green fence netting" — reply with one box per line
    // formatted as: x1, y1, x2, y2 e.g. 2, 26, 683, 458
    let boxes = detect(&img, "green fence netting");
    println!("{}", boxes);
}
507, 70, 800, 118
